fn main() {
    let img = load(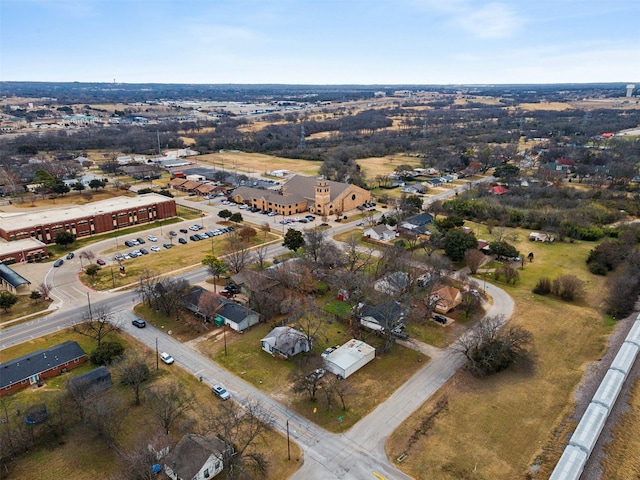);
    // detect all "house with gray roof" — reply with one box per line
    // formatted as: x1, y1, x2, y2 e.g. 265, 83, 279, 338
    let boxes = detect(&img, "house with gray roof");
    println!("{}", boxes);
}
183, 286, 259, 332
261, 326, 310, 358
1, 341, 86, 396
363, 224, 397, 241
164, 433, 226, 480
